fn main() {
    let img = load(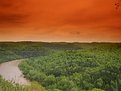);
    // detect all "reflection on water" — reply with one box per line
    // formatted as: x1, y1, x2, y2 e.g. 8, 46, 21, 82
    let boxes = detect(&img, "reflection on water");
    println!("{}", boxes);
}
0, 60, 30, 85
